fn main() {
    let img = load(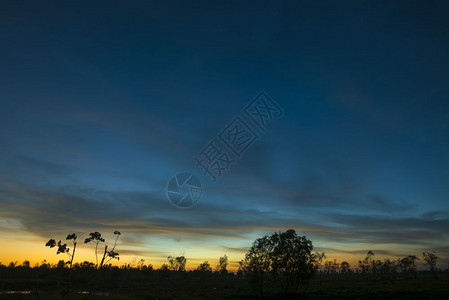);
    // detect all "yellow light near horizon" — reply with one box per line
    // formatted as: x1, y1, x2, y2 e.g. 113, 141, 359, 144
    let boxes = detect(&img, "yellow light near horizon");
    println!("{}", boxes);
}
2, 221, 440, 271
